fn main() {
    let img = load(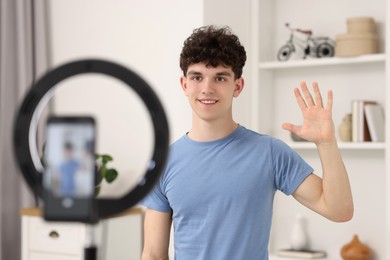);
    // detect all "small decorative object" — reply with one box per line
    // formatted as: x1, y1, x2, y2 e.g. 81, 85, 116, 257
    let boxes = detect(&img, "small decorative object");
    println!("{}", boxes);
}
277, 215, 327, 258
341, 235, 372, 260
277, 23, 335, 61
290, 214, 308, 250
336, 17, 378, 57
339, 113, 352, 142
